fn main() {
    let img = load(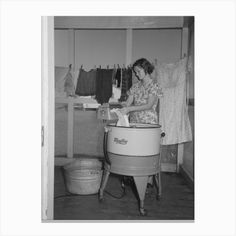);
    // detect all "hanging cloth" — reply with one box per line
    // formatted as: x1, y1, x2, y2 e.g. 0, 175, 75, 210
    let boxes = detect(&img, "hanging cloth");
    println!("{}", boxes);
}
64, 66, 75, 97
156, 57, 192, 145
95, 68, 113, 104
115, 68, 121, 88
119, 68, 133, 102
55, 66, 68, 97
75, 68, 97, 96
112, 68, 117, 85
